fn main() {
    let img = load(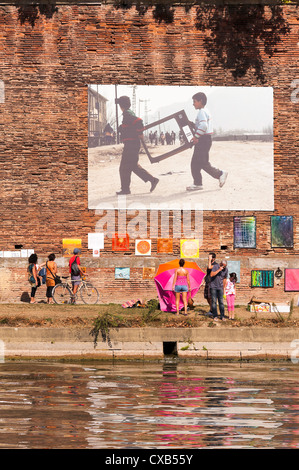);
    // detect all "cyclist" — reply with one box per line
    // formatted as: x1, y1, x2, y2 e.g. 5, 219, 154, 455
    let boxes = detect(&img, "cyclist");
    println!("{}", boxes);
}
69, 248, 84, 302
